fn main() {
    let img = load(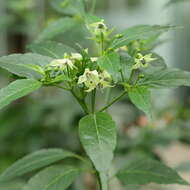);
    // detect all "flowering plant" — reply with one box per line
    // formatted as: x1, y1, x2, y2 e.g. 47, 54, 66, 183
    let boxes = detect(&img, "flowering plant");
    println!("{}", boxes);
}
0, 0, 190, 190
